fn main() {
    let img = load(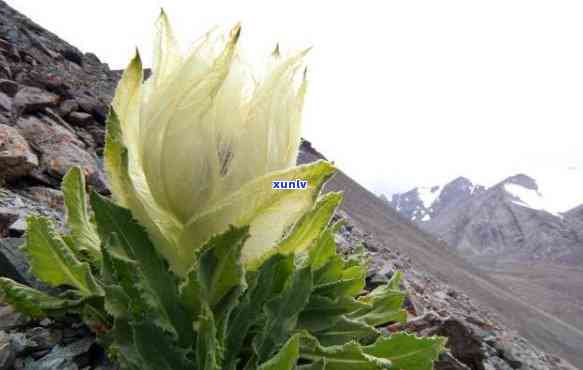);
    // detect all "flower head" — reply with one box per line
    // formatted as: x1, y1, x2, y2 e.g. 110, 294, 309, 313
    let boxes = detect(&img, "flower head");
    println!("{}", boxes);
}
105, 11, 334, 275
